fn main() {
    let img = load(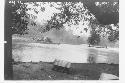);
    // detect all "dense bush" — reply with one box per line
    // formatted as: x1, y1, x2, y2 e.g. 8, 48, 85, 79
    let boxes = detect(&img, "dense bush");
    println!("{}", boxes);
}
88, 32, 100, 46
44, 37, 53, 43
